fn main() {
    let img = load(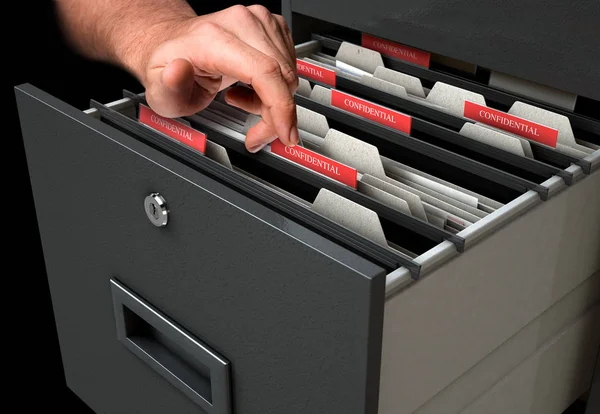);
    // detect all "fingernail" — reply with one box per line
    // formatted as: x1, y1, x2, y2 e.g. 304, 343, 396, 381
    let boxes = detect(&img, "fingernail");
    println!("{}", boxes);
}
248, 143, 267, 153
289, 126, 299, 146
